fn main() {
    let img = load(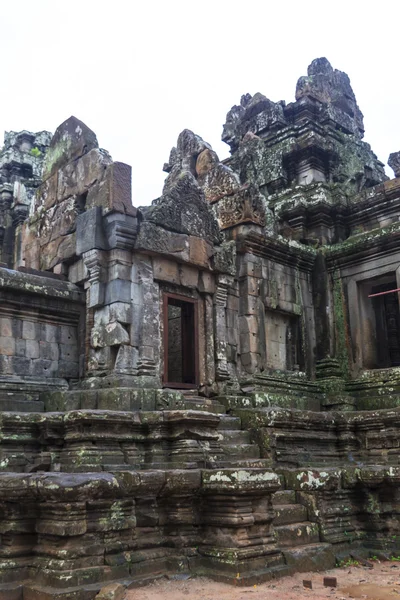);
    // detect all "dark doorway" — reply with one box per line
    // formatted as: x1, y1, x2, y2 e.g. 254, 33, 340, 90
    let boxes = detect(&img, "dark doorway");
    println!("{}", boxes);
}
372, 282, 400, 367
163, 294, 198, 388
